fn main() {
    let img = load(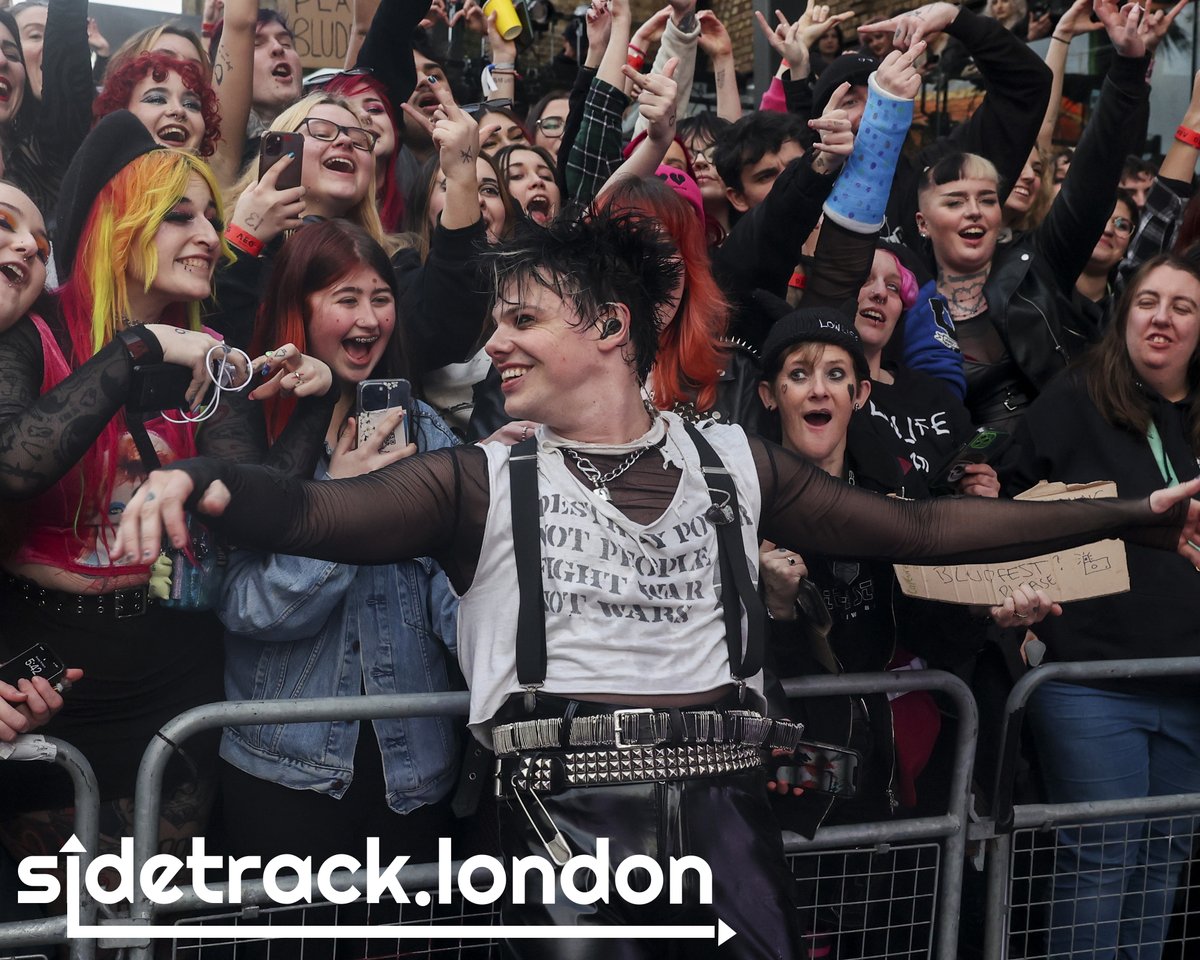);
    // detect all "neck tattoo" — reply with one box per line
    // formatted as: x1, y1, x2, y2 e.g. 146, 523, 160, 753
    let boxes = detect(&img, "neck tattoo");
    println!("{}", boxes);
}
939, 267, 990, 321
